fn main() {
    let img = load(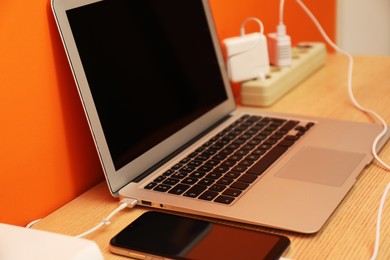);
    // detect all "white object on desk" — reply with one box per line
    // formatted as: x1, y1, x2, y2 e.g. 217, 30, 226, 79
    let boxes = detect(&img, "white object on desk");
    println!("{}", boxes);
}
0, 223, 103, 260
224, 32, 270, 82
